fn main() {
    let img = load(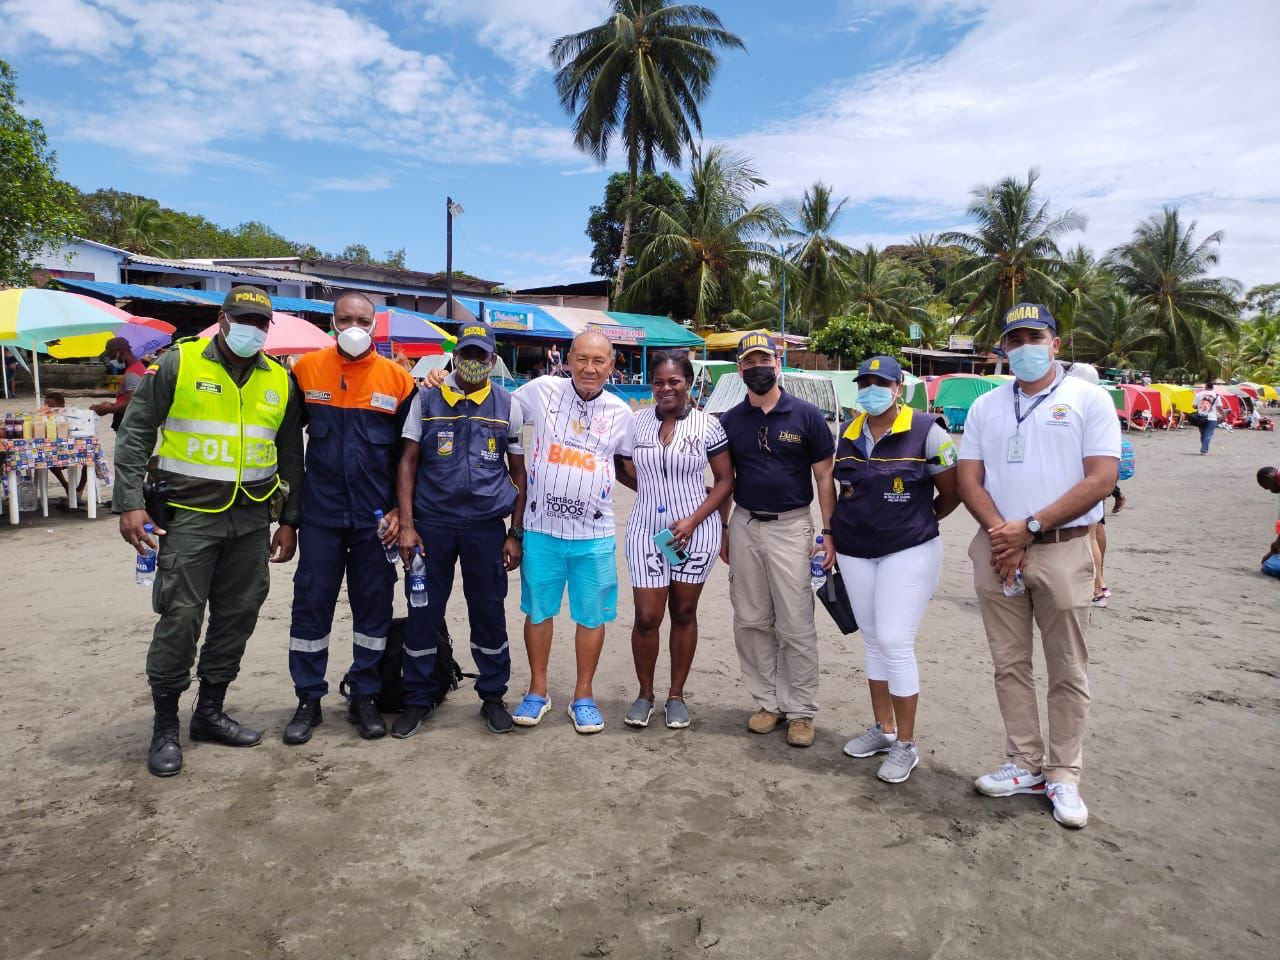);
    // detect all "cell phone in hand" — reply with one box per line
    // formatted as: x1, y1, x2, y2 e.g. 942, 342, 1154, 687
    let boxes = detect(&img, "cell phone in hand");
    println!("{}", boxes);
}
653, 528, 689, 566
